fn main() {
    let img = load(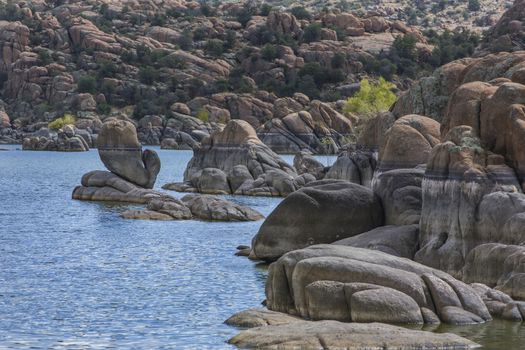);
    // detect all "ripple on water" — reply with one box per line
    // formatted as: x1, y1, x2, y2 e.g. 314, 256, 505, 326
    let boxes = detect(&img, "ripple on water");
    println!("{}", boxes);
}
0, 147, 523, 349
